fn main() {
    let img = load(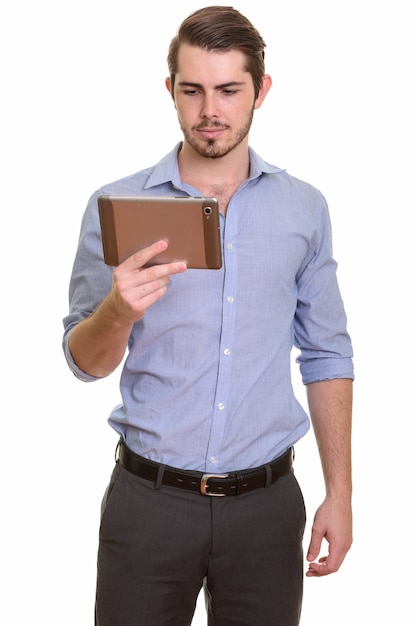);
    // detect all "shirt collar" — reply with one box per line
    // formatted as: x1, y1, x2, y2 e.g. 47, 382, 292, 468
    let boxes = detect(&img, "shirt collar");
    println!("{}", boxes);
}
144, 142, 285, 191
